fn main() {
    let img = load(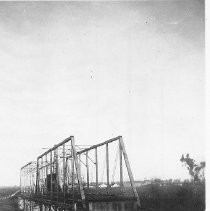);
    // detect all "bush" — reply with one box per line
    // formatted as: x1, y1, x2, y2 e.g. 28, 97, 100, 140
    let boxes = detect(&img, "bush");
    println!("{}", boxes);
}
136, 181, 205, 211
